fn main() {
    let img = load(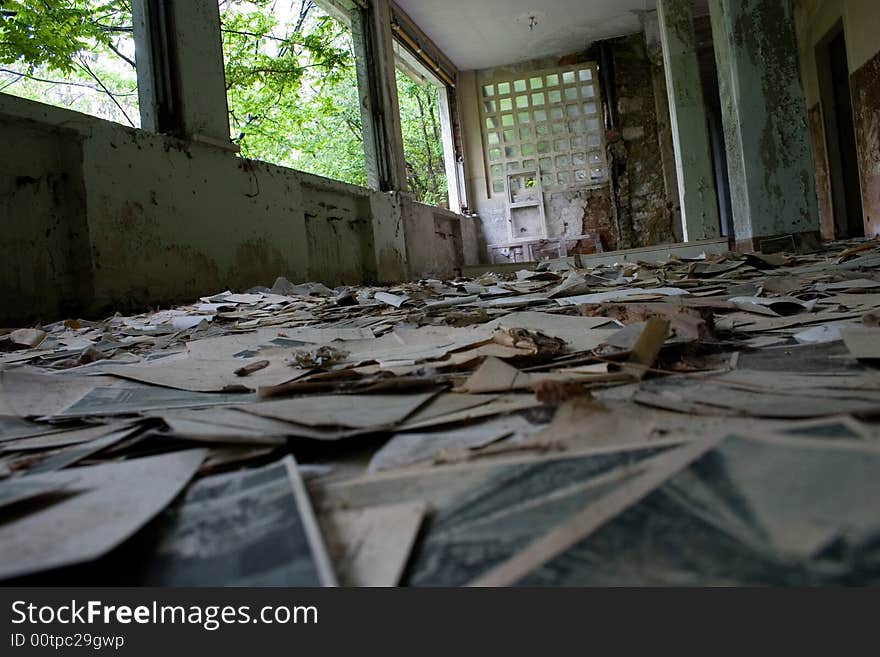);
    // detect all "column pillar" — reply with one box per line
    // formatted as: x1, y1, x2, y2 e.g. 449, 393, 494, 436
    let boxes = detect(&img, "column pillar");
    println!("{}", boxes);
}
656, 0, 721, 241
708, 0, 819, 249
133, 0, 232, 147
